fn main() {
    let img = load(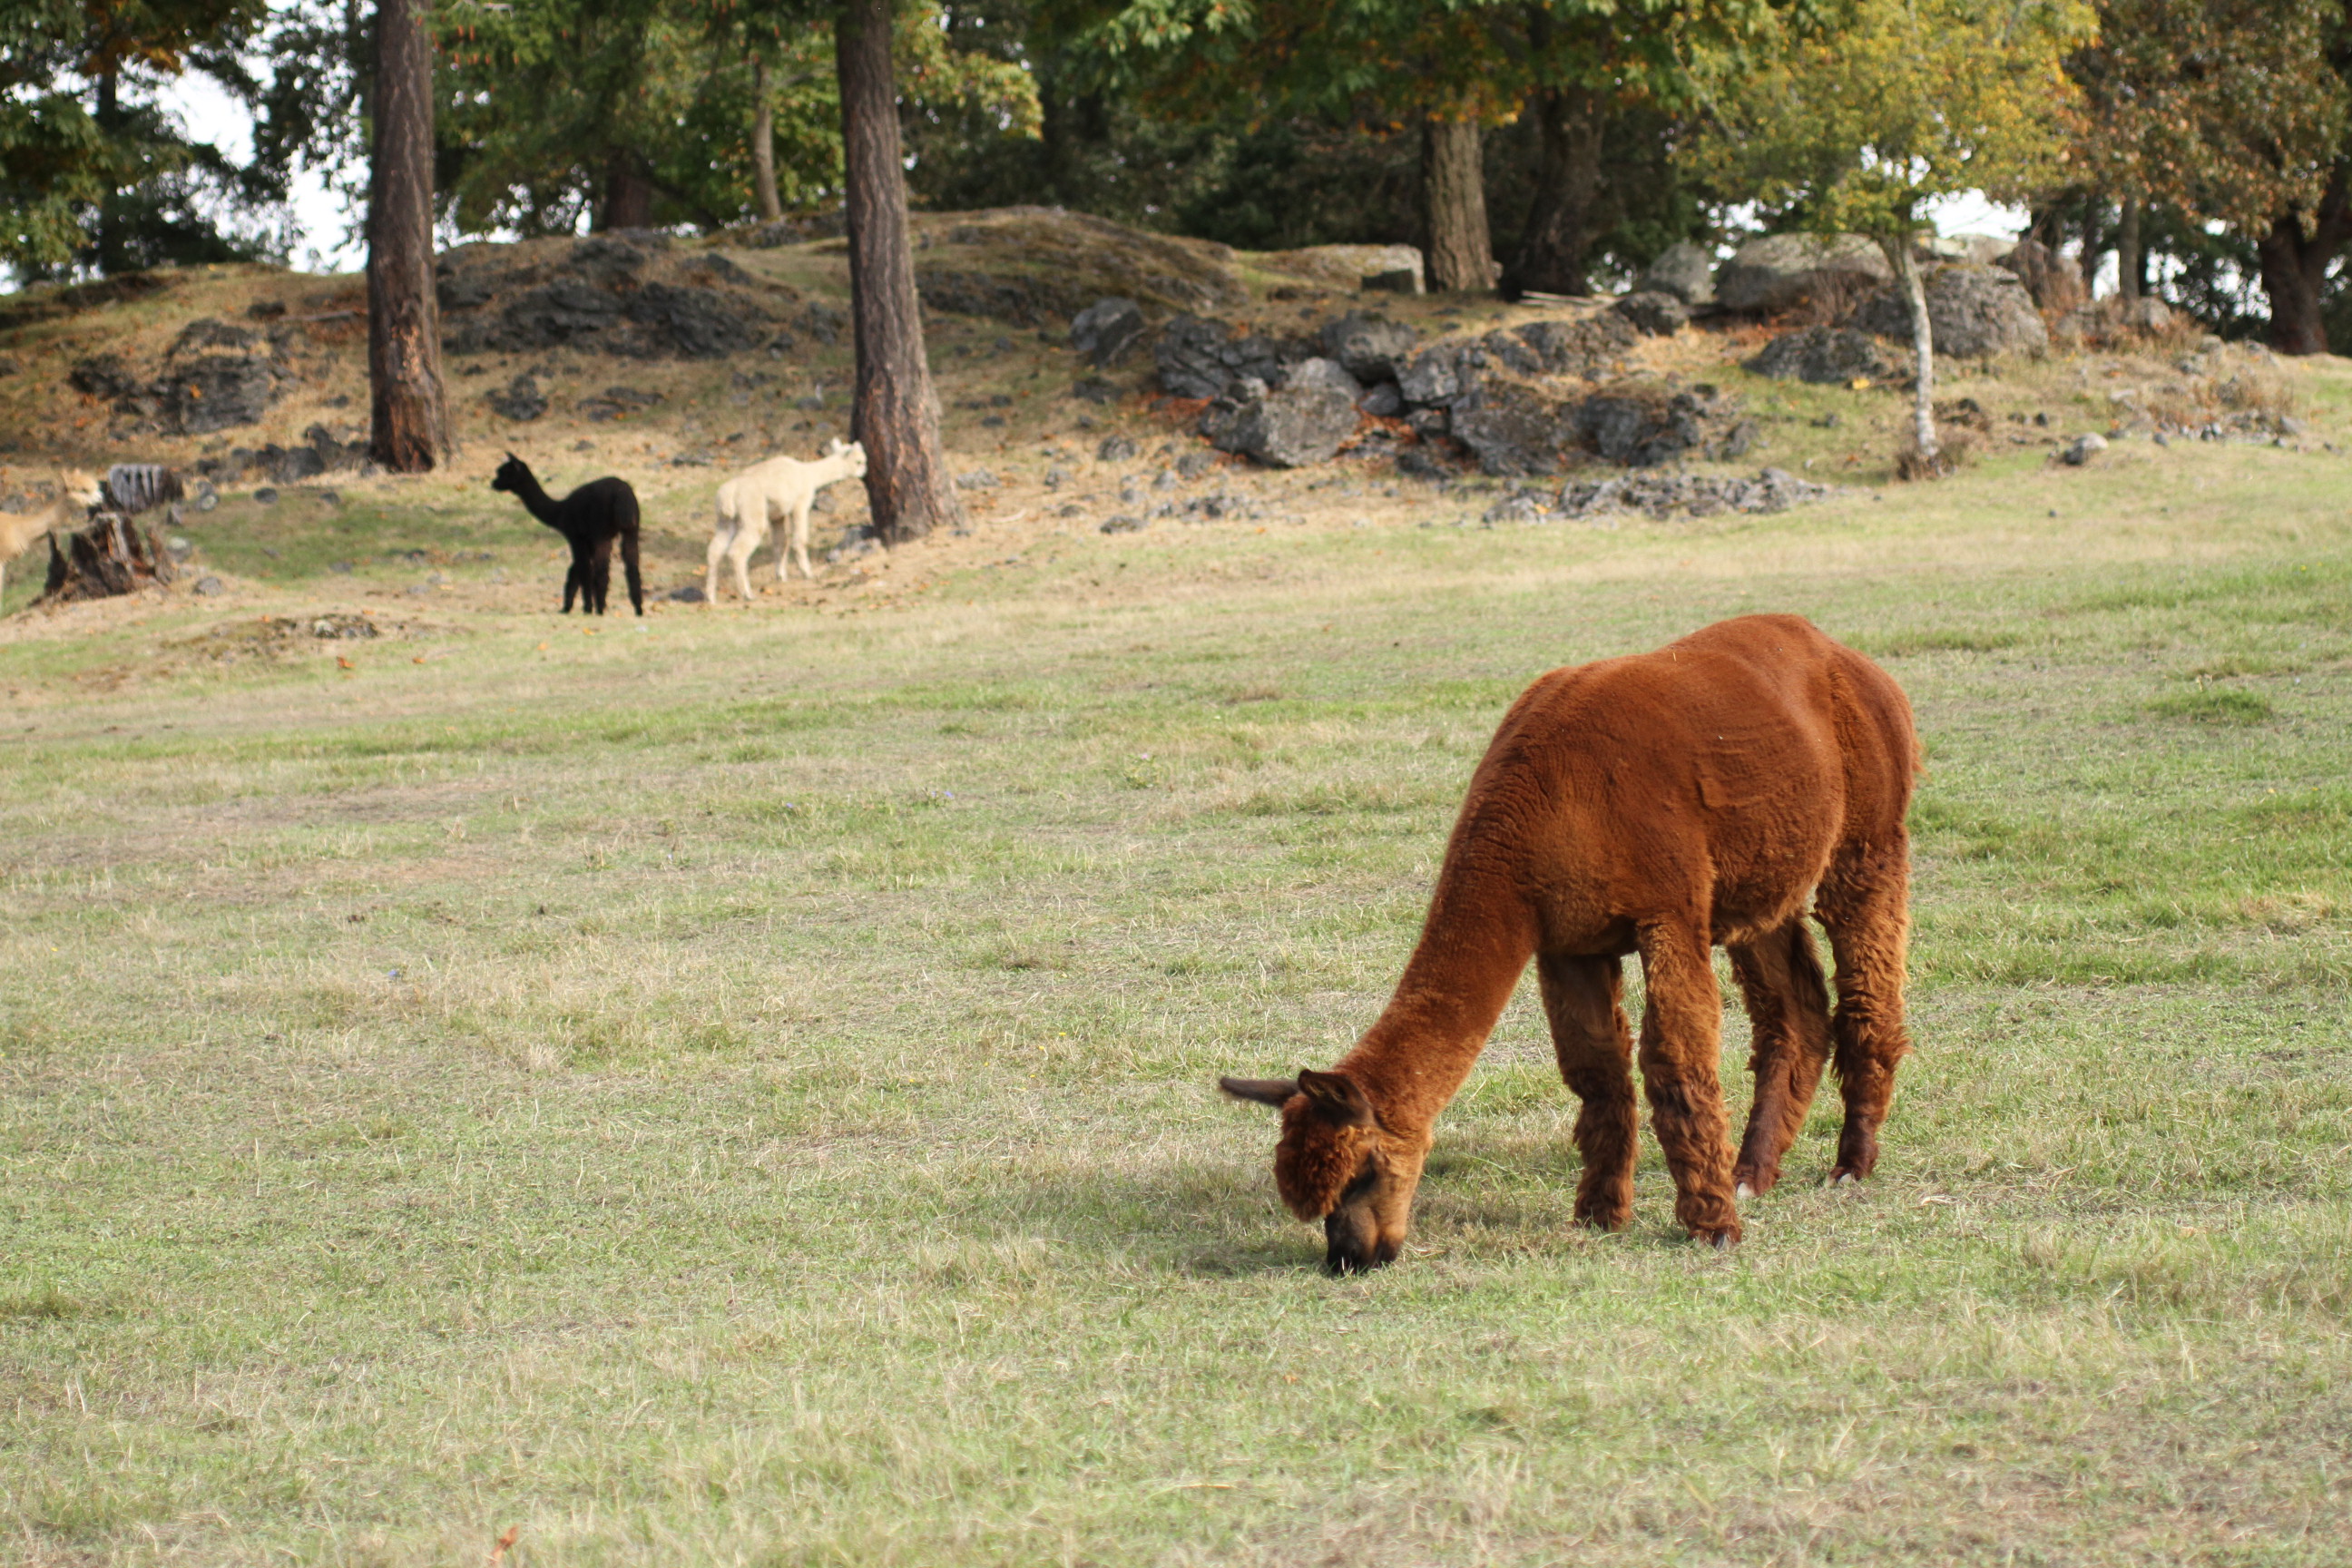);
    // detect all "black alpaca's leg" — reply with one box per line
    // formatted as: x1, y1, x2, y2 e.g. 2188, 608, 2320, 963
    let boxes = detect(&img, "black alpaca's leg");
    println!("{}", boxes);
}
588, 536, 614, 615
621, 525, 644, 616
563, 539, 587, 613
